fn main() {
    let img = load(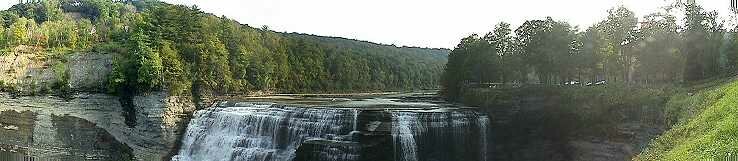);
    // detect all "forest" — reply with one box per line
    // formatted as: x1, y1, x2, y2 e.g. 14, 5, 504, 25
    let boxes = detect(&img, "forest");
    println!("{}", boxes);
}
0, 0, 448, 96
441, 1, 738, 100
